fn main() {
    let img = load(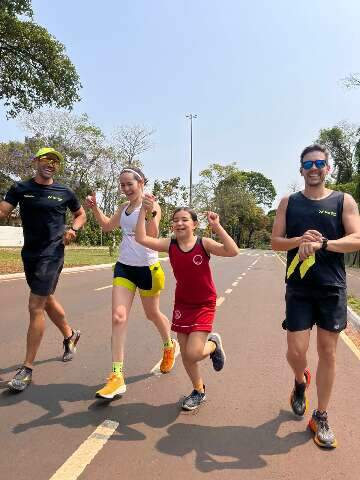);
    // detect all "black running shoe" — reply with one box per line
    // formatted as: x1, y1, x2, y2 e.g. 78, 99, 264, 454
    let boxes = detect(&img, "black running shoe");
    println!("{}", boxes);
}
309, 410, 337, 448
8, 366, 32, 392
182, 387, 206, 411
63, 329, 81, 362
208, 333, 226, 371
290, 367, 311, 416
